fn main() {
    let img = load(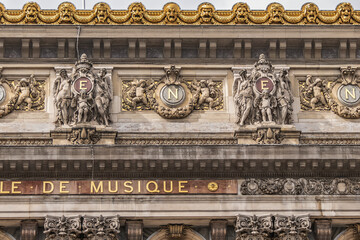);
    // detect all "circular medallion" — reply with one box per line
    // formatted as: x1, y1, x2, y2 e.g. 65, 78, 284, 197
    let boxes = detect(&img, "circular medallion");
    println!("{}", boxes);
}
0, 85, 6, 103
337, 85, 360, 106
160, 84, 186, 107
255, 77, 274, 93
207, 182, 219, 192
73, 77, 93, 94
